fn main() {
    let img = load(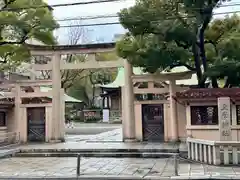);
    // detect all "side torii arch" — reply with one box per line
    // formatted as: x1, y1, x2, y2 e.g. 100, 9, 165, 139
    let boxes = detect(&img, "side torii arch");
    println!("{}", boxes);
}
28, 42, 136, 142
27, 42, 193, 142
